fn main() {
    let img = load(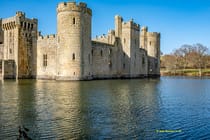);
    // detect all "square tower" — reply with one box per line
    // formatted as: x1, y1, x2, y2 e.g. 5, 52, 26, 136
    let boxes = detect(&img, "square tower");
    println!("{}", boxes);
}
1, 12, 38, 79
